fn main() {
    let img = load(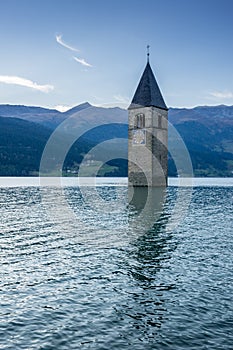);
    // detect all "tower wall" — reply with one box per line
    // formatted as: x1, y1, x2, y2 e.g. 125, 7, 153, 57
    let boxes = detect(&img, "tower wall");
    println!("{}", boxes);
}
128, 107, 168, 187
